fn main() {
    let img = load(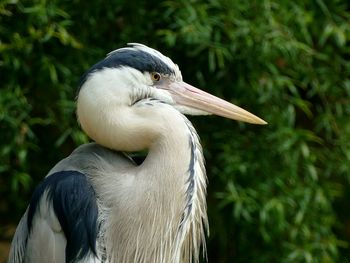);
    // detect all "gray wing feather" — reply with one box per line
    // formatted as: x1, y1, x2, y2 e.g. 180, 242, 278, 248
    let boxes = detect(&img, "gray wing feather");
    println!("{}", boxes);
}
7, 210, 29, 263
8, 201, 66, 263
